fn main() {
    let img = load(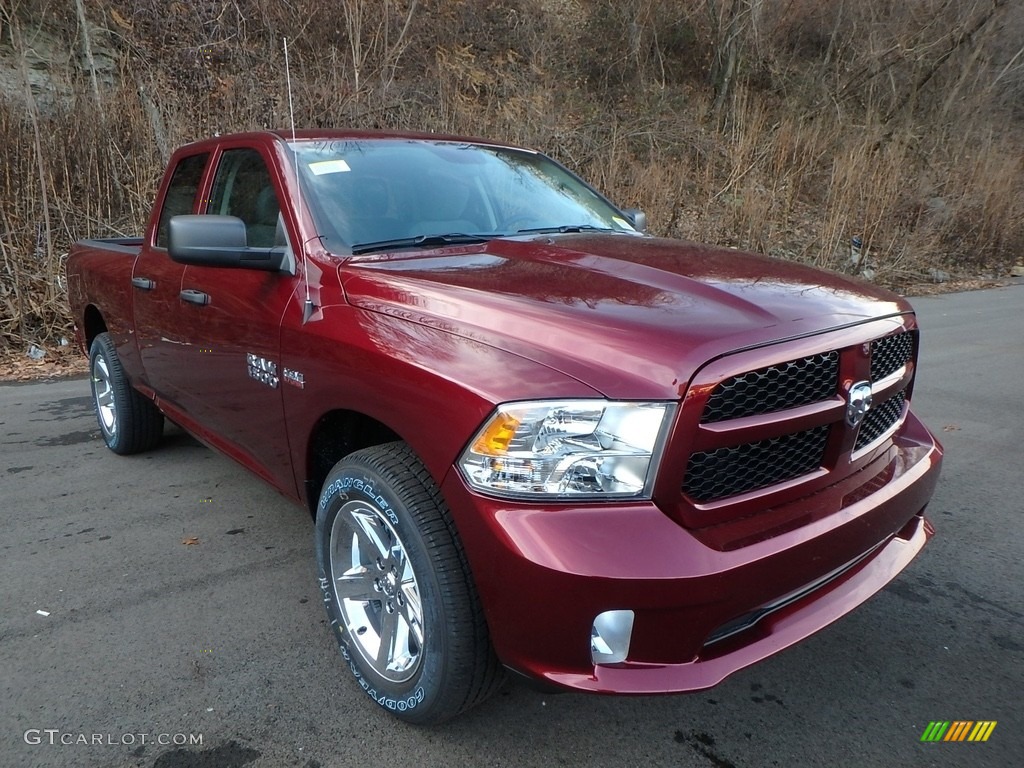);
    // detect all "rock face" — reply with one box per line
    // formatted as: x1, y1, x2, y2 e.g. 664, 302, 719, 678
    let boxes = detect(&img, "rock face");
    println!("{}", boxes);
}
0, 18, 117, 112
